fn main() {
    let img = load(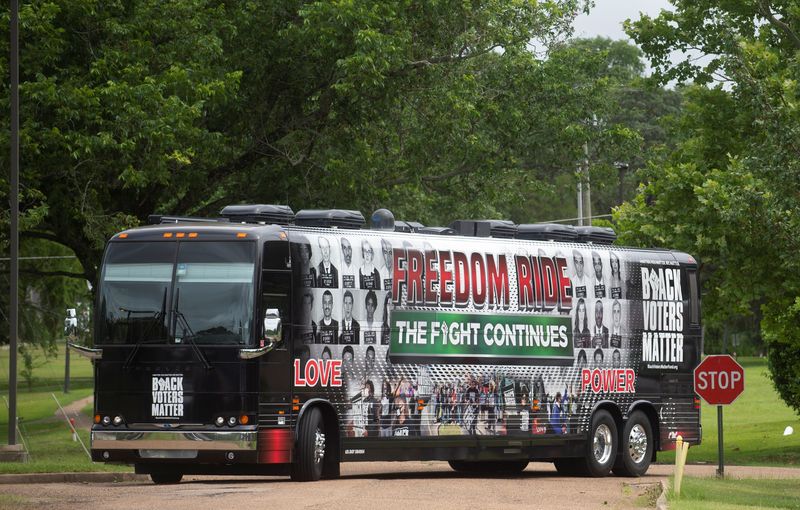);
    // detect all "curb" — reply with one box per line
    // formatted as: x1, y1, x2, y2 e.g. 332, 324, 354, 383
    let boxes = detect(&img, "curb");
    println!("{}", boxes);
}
655, 479, 669, 510
0, 472, 147, 484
